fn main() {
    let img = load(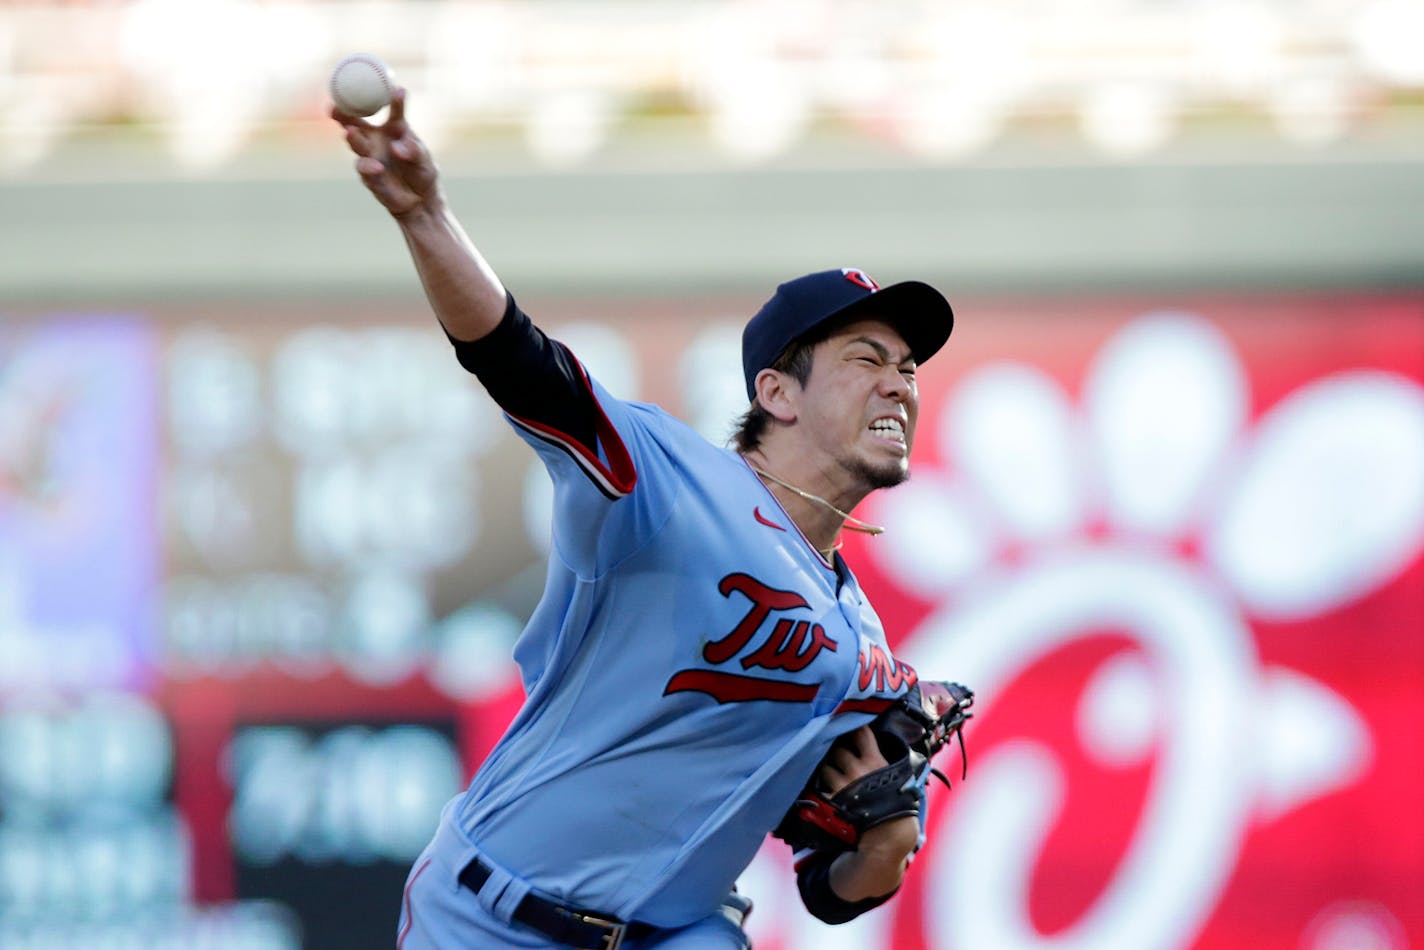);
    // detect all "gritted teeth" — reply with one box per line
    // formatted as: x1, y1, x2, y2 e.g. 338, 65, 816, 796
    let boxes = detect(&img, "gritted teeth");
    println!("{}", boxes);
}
870, 417, 906, 438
